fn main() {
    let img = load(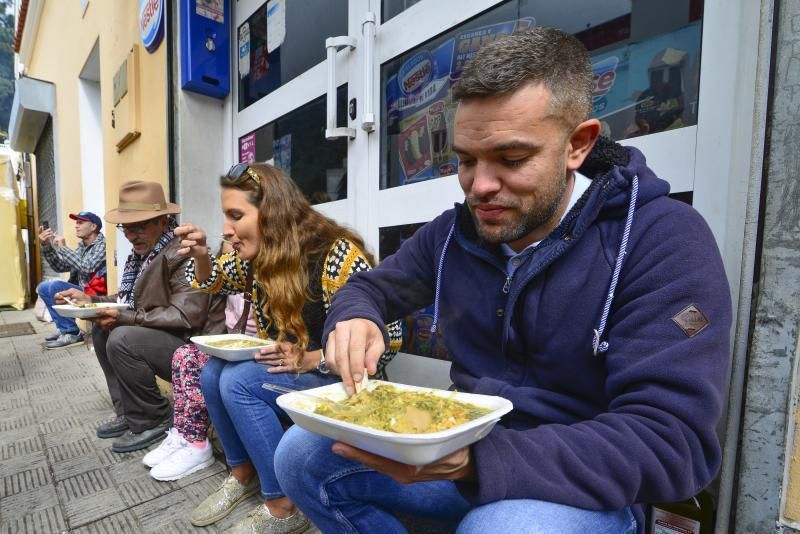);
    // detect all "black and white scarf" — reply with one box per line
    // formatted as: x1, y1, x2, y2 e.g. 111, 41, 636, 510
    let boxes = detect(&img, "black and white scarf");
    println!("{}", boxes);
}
118, 218, 178, 309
